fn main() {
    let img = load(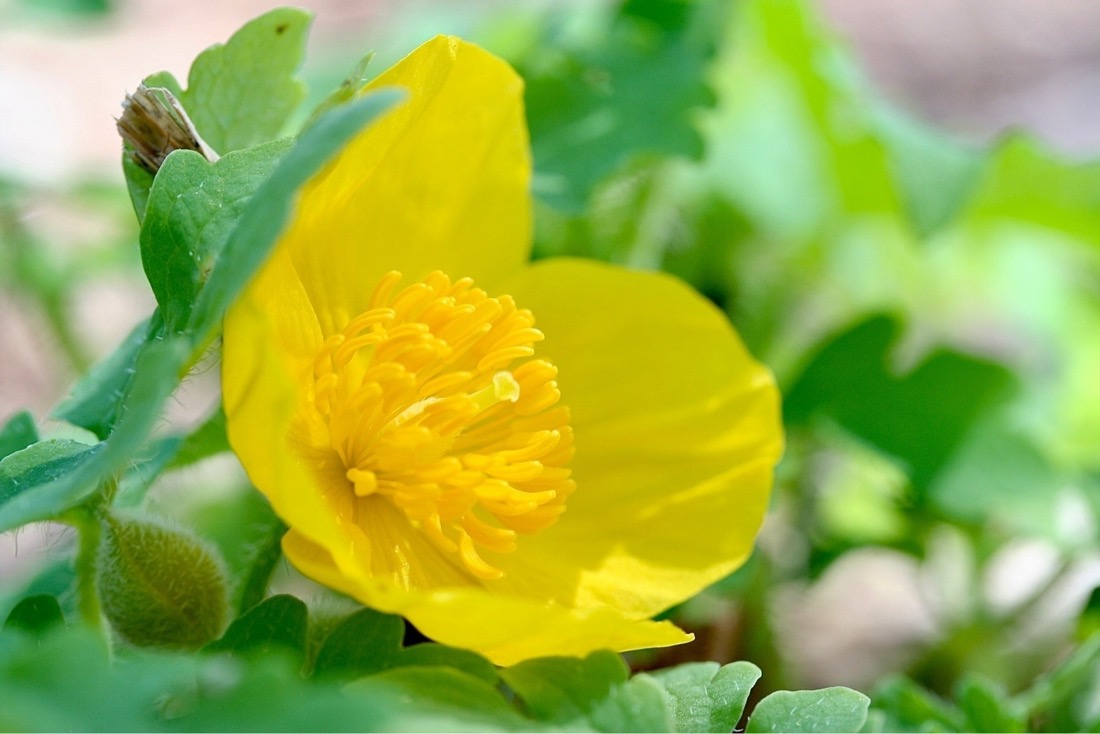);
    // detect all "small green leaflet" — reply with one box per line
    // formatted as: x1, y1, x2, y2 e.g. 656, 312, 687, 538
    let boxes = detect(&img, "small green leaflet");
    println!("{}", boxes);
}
641, 660, 762, 733
746, 687, 871, 733
174, 8, 311, 155
140, 140, 291, 336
